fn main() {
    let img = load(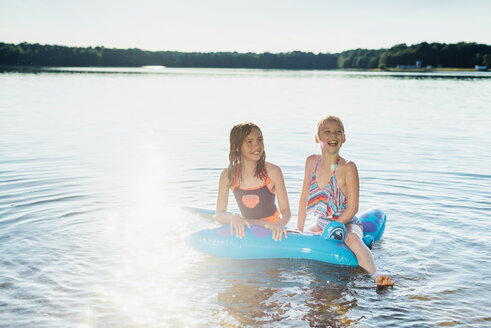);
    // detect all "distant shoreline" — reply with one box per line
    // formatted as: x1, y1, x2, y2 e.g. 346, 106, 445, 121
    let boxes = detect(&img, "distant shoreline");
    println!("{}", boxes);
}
1, 65, 489, 75
1, 41, 490, 71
